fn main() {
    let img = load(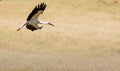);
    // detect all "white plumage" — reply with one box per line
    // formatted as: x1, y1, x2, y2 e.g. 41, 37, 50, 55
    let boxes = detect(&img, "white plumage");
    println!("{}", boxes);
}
17, 2, 54, 31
